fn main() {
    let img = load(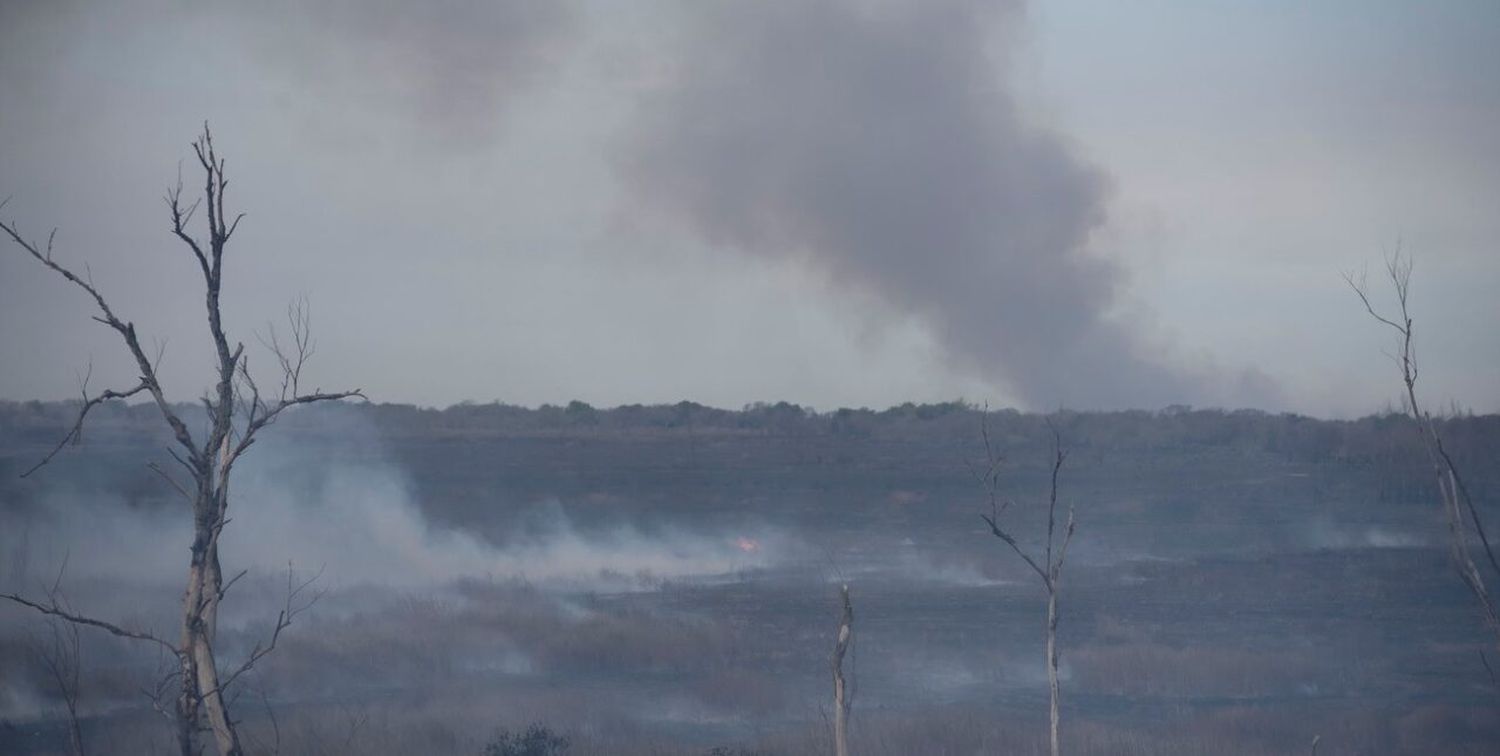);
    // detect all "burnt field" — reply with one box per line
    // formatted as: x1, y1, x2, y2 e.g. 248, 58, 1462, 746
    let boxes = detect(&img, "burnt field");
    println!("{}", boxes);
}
1, 401, 1498, 754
